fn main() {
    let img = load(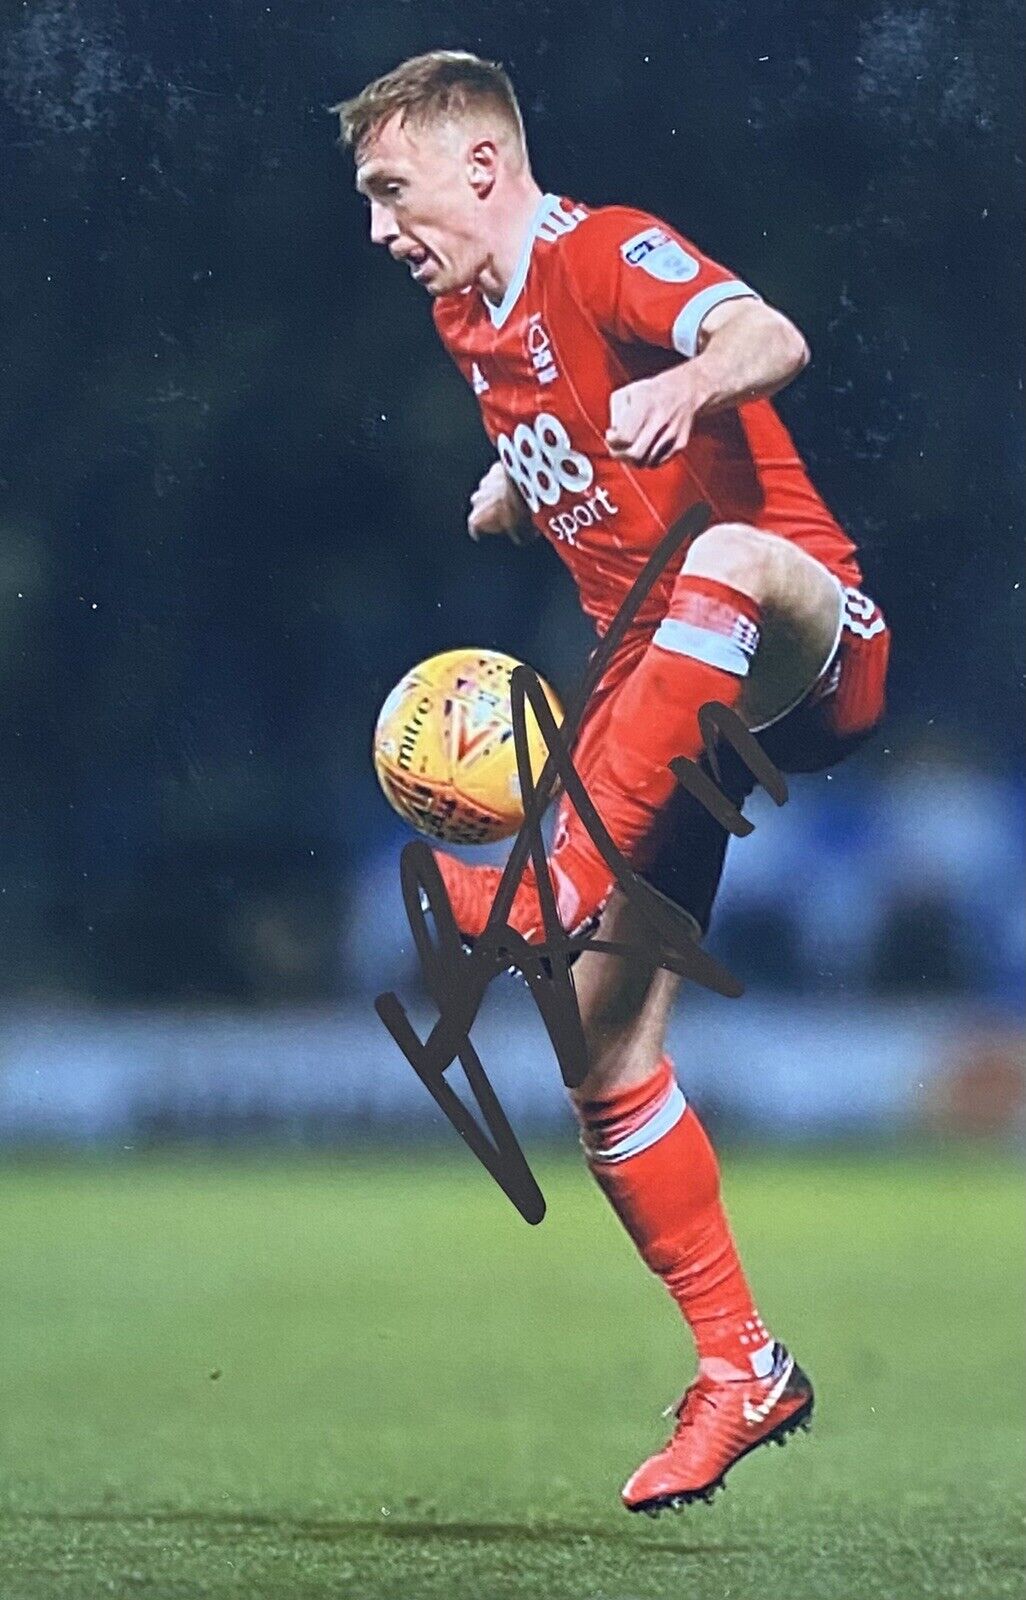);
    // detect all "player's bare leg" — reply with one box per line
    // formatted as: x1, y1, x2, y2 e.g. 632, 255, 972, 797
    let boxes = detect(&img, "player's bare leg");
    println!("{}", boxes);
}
683, 522, 842, 732
568, 891, 814, 1515
568, 893, 683, 1100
